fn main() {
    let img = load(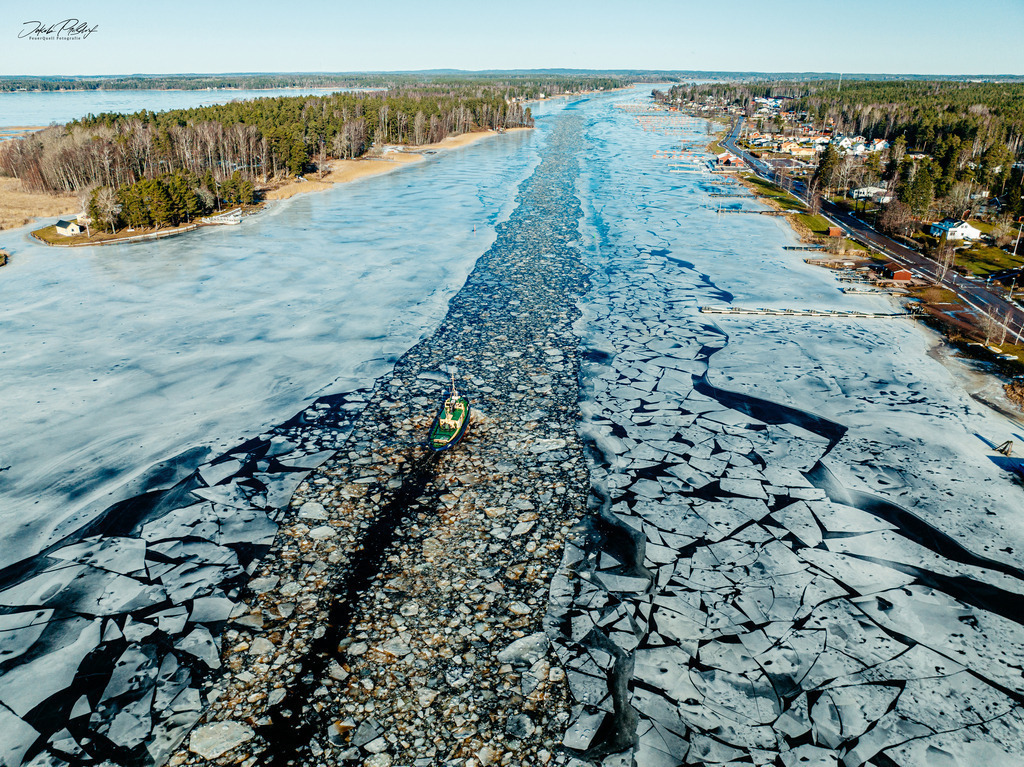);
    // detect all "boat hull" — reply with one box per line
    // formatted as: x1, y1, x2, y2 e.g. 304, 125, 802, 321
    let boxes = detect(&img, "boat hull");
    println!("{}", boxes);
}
427, 394, 470, 452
